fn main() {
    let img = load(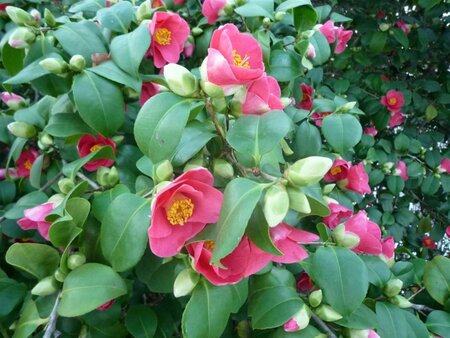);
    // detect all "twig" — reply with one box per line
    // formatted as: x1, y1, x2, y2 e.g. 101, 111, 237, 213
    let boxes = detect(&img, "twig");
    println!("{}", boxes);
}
76, 172, 100, 190
411, 304, 434, 313
408, 287, 425, 300
39, 172, 64, 192
205, 100, 226, 143
43, 292, 61, 338
311, 312, 337, 338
